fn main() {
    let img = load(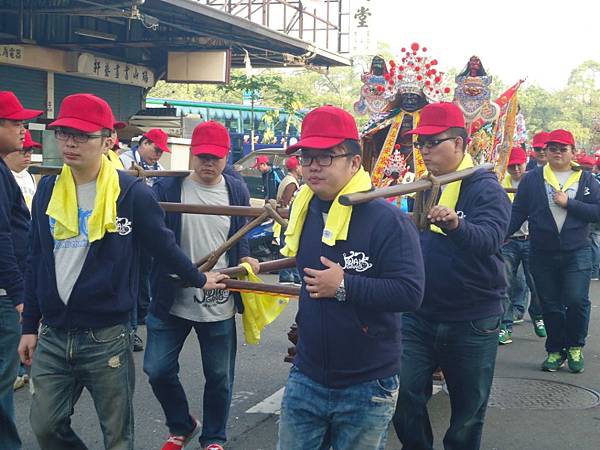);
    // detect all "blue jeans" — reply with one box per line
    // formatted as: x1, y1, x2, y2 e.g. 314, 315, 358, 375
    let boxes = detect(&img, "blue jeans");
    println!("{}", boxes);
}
510, 264, 529, 316
0, 298, 21, 450
530, 246, 592, 352
278, 366, 399, 450
393, 313, 500, 450
501, 238, 543, 329
143, 313, 236, 447
30, 324, 134, 450
590, 231, 600, 278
